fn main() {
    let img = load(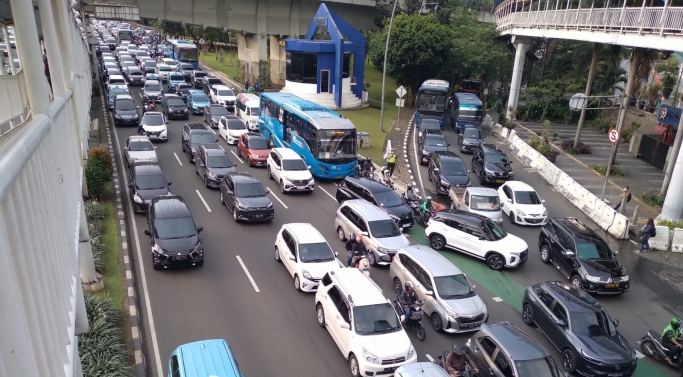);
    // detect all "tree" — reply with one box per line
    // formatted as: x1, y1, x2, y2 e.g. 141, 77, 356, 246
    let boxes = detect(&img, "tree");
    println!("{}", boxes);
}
368, 13, 453, 106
